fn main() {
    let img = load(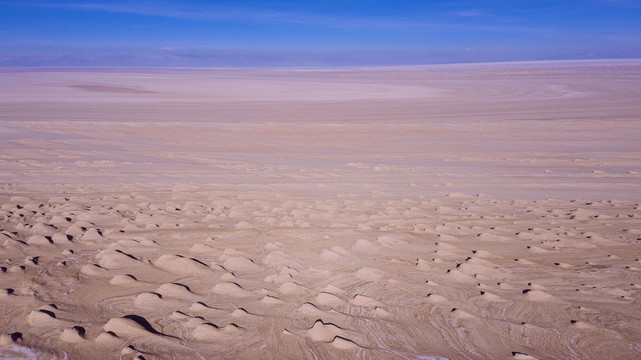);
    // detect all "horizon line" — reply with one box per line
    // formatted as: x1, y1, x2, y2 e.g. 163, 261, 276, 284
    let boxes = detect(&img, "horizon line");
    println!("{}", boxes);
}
2, 58, 641, 72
